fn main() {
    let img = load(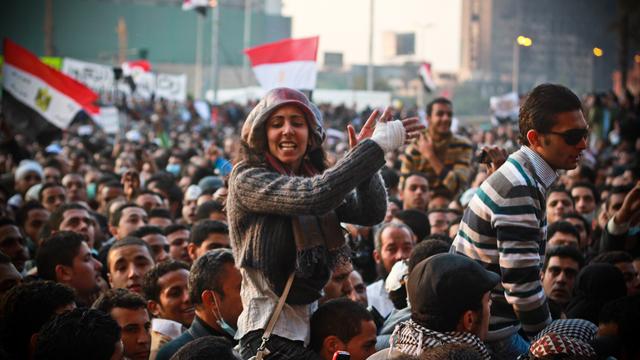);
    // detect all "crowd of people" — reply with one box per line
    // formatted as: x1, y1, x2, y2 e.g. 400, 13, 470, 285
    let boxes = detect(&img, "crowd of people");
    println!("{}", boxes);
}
0, 82, 639, 360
